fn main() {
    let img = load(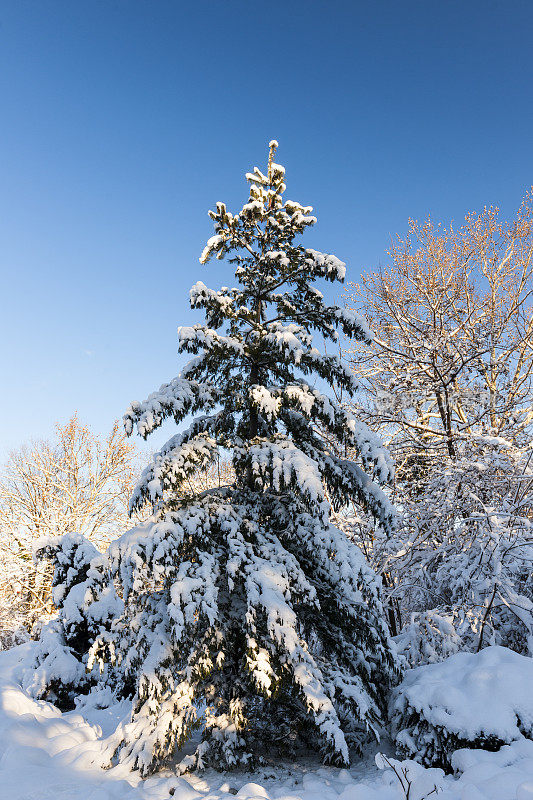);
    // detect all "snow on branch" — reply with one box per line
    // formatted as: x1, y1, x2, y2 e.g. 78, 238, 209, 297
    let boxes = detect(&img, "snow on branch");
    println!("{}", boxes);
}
178, 324, 244, 357
130, 433, 219, 513
236, 438, 328, 518
124, 376, 220, 439
305, 249, 346, 281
